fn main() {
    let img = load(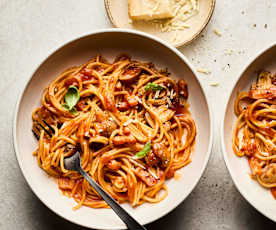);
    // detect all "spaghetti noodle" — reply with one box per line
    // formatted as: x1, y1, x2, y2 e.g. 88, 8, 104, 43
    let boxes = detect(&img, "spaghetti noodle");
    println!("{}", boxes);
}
233, 70, 276, 199
32, 54, 196, 209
